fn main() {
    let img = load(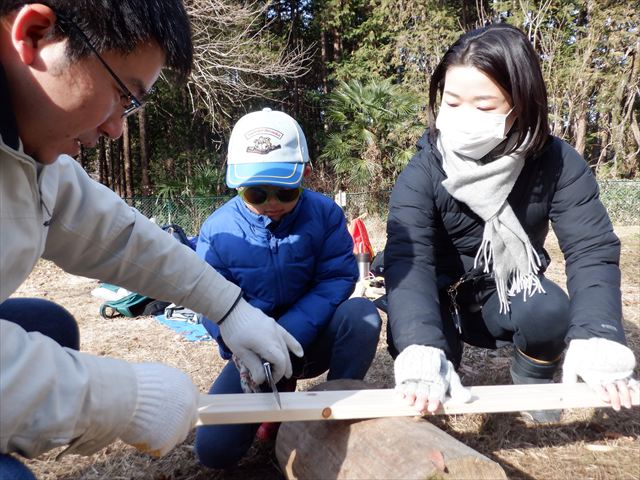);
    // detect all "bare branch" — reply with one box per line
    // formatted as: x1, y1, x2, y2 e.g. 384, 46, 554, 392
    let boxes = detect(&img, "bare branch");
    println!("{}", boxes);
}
184, 0, 314, 128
